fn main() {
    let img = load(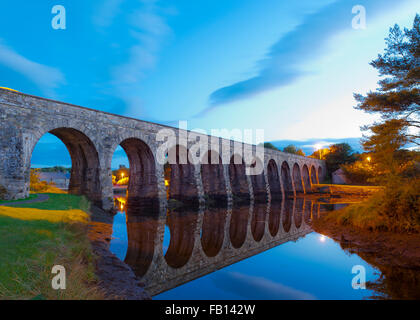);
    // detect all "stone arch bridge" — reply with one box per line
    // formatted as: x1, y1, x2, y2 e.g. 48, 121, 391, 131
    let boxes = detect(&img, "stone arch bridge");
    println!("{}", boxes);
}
0, 89, 325, 211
